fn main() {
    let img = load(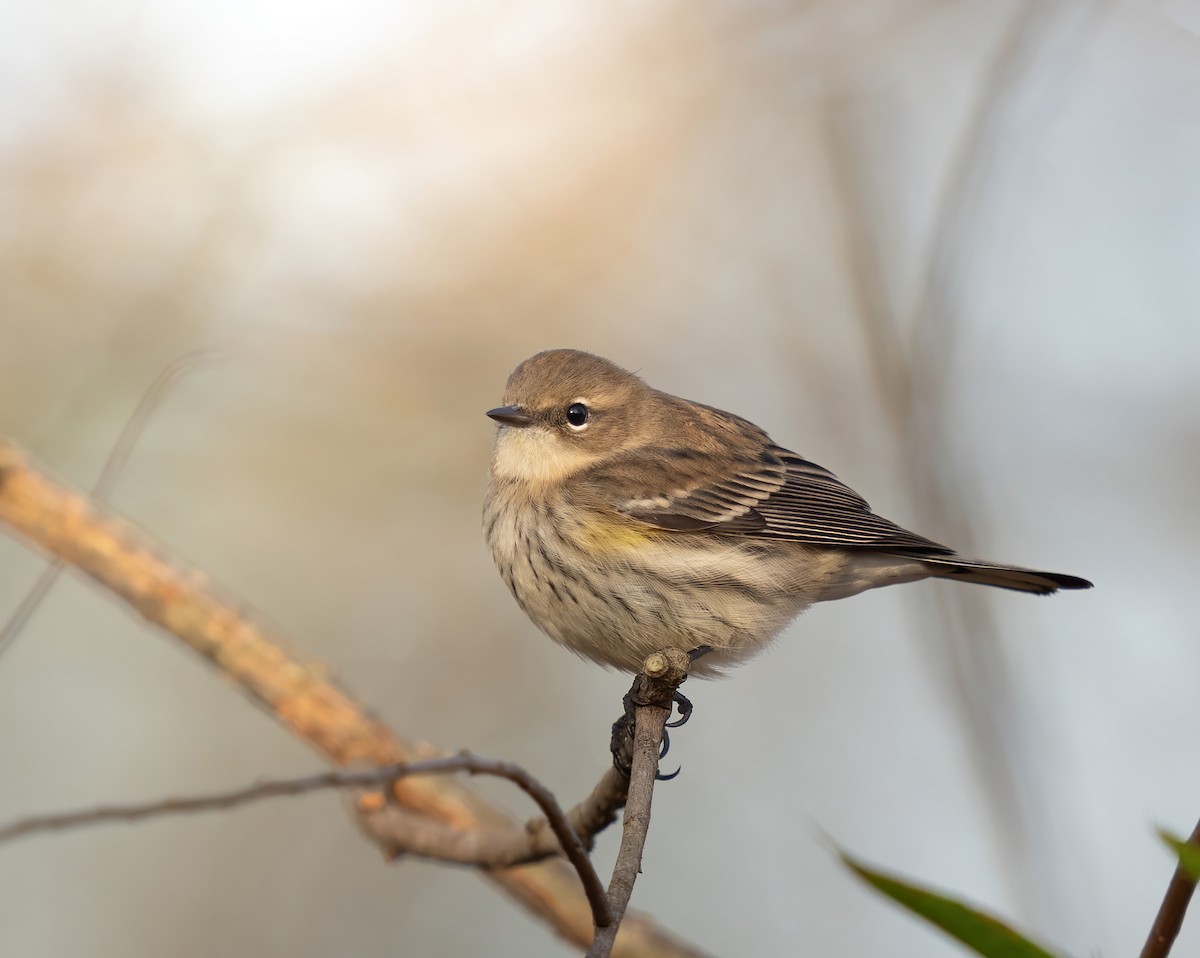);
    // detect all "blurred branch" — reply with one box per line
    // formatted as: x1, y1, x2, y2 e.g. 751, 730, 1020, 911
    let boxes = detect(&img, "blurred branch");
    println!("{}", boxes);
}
822, 78, 1037, 919
909, 1, 1049, 368
0, 438, 706, 958
0, 350, 219, 658
1141, 818, 1200, 958
821, 2, 1093, 928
